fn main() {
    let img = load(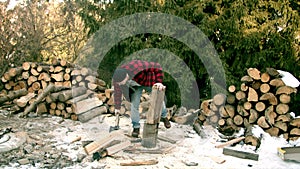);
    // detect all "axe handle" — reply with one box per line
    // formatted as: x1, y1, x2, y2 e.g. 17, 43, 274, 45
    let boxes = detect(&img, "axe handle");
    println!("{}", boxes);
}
115, 113, 120, 127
